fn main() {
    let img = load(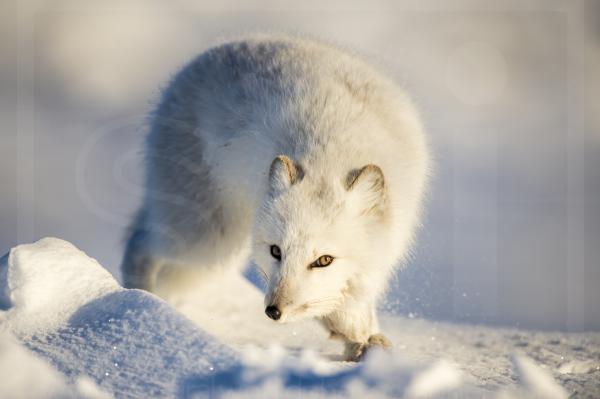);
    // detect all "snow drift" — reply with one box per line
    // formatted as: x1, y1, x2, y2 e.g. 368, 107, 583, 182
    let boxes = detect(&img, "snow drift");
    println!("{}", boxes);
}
0, 238, 582, 398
